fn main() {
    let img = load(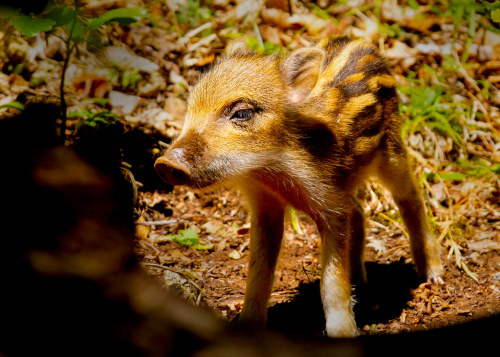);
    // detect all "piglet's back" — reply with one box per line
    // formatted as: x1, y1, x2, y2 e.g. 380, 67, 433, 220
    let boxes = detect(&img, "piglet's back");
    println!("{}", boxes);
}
300, 37, 400, 158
